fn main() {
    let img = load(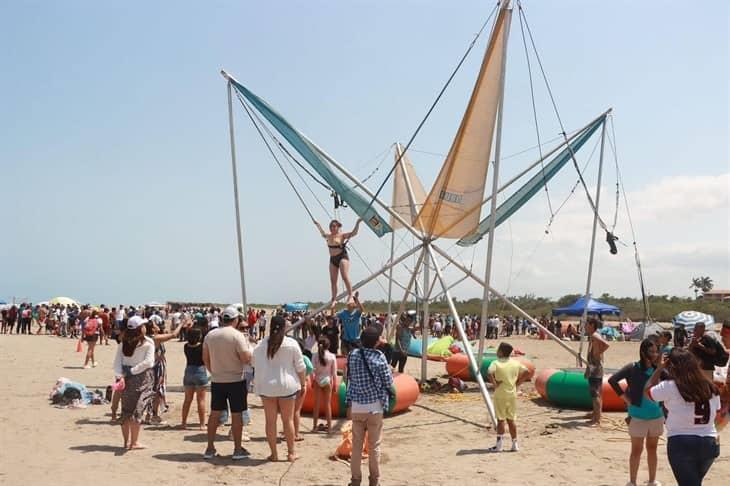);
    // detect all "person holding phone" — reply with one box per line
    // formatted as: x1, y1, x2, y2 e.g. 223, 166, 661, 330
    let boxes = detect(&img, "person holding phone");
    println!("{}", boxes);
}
646, 348, 721, 486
